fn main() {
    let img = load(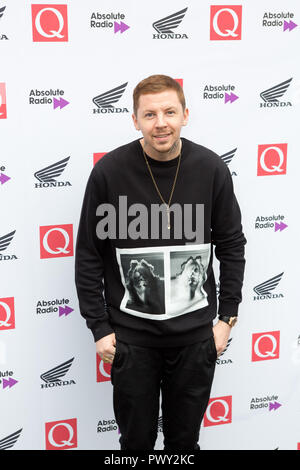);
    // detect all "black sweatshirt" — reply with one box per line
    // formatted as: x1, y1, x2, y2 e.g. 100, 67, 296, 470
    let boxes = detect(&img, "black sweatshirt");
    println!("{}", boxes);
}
75, 138, 246, 347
